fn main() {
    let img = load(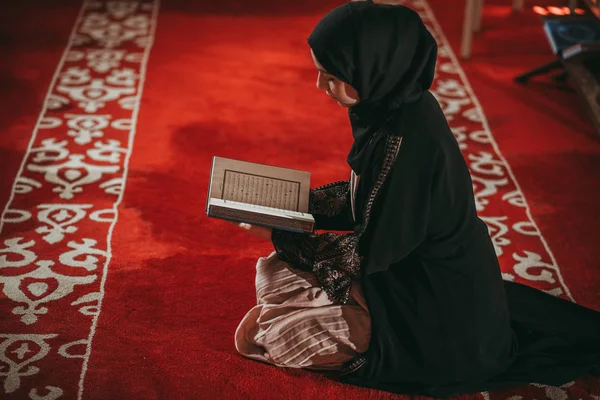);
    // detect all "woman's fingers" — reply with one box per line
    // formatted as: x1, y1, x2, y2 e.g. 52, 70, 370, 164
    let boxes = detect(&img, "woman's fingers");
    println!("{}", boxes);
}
227, 221, 272, 241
